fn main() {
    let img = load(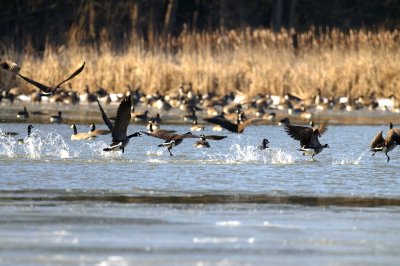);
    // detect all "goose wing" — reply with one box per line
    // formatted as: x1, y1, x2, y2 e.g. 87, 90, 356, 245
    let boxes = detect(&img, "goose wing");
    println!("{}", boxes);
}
141, 131, 176, 140
1, 60, 53, 93
316, 120, 328, 135
171, 133, 201, 140
54, 62, 85, 89
112, 96, 131, 141
203, 117, 237, 133
203, 135, 227, 140
284, 124, 313, 144
370, 130, 384, 149
238, 118, 262, 132
97, 99, 114, 131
